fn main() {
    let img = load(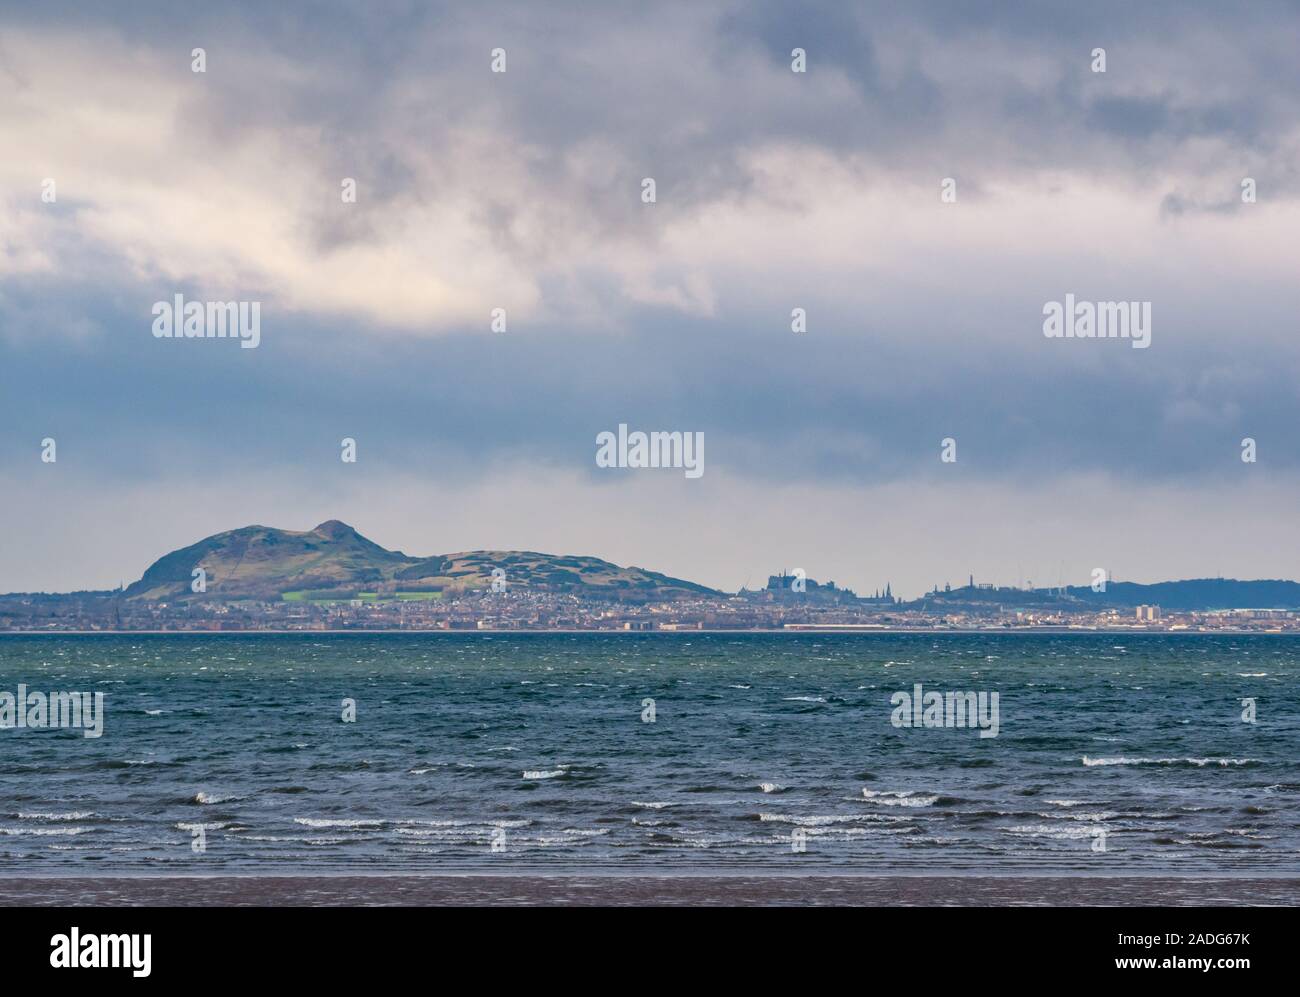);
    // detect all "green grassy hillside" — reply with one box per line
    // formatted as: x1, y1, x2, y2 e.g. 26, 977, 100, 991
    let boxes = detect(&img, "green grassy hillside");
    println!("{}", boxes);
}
125, 521, 717, 602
